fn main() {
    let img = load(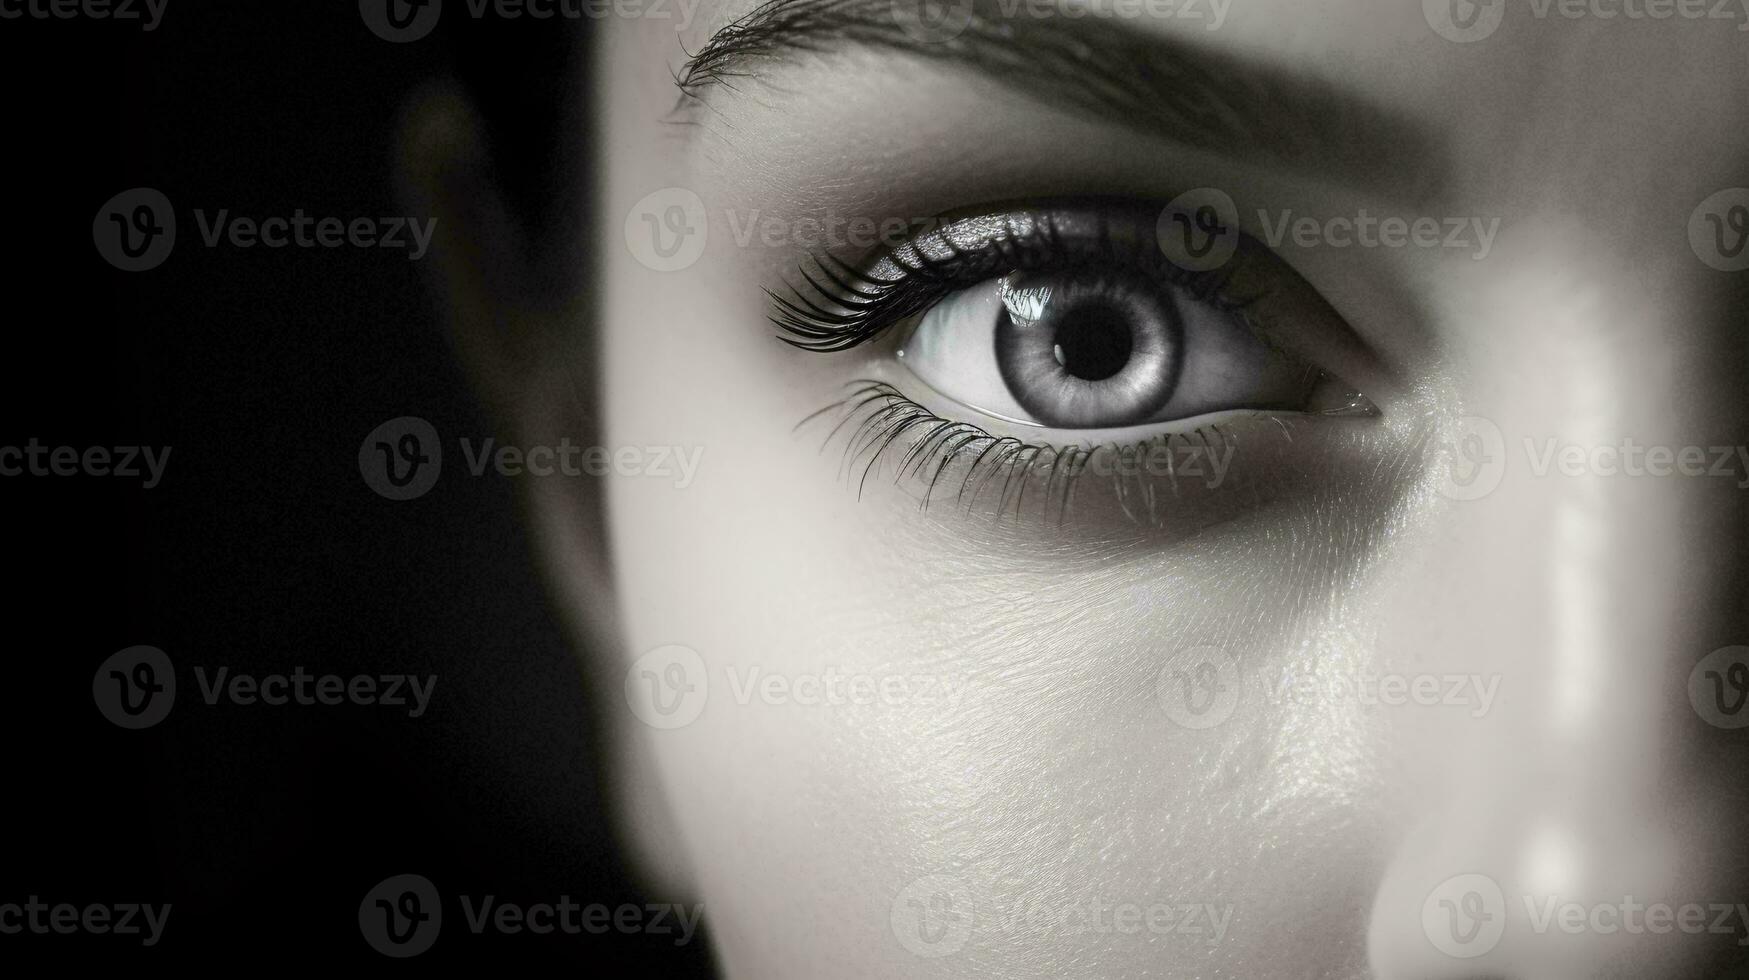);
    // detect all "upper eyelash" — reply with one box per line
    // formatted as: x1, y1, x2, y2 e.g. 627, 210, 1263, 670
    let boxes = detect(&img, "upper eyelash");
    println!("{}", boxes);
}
766, 252, 931, 353
767, 203, 1265, 354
